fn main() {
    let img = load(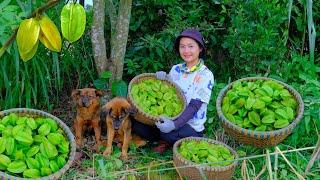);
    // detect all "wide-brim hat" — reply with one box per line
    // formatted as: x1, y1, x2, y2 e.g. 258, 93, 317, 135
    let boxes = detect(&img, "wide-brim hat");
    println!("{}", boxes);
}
174, 29, 206, 58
